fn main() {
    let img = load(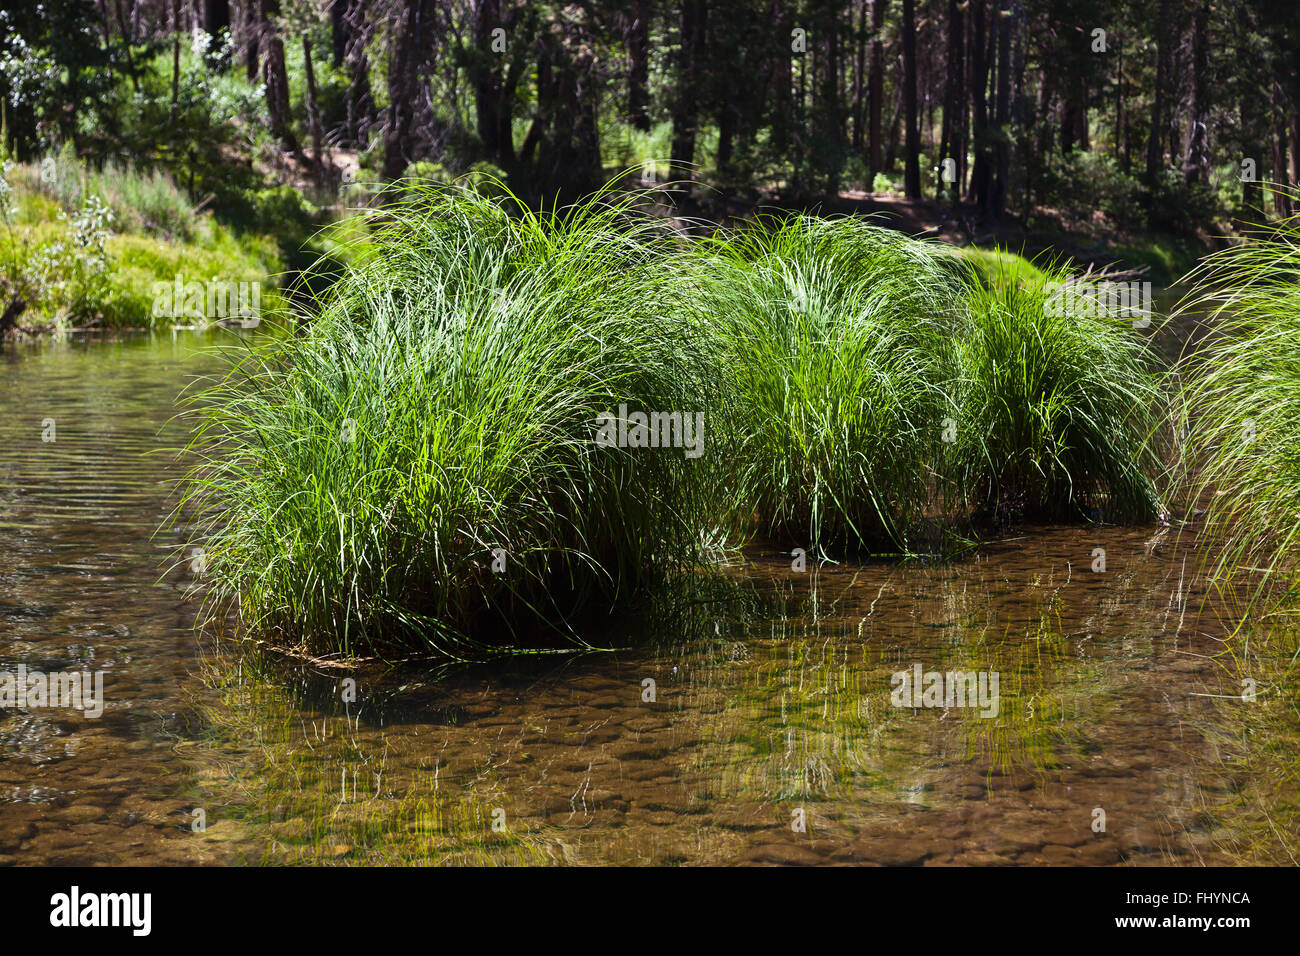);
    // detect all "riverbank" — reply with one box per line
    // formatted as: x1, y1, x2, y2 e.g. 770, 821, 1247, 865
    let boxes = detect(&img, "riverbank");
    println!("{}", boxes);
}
0, 151, 295, 334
